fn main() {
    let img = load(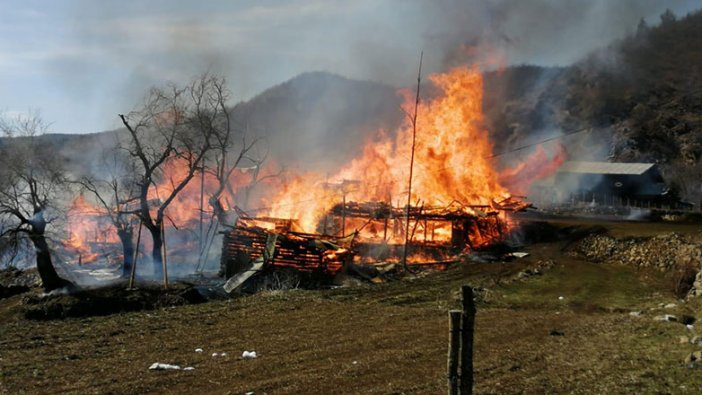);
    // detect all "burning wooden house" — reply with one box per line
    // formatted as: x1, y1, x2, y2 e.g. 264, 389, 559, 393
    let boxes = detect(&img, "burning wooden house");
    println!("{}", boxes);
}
324, 196, 530, 259
220, 196, 531, 290
220, 216, 355, 291
217, 67, 558, 290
